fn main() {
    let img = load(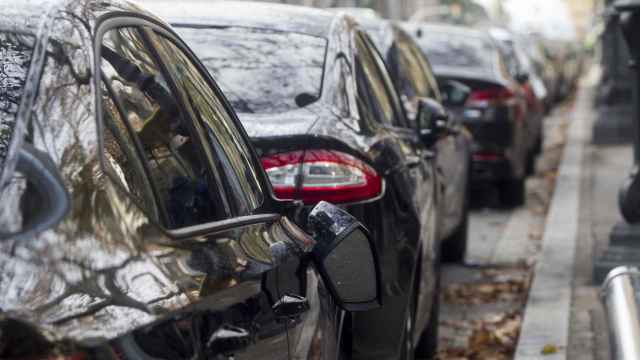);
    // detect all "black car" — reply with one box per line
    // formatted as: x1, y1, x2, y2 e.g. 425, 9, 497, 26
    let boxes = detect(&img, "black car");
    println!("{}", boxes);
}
145, 1, 442, 358
0, 1, 381, 359
346, 12, 473, 262
405, 23, 531, 206
489, 27, 545, 167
